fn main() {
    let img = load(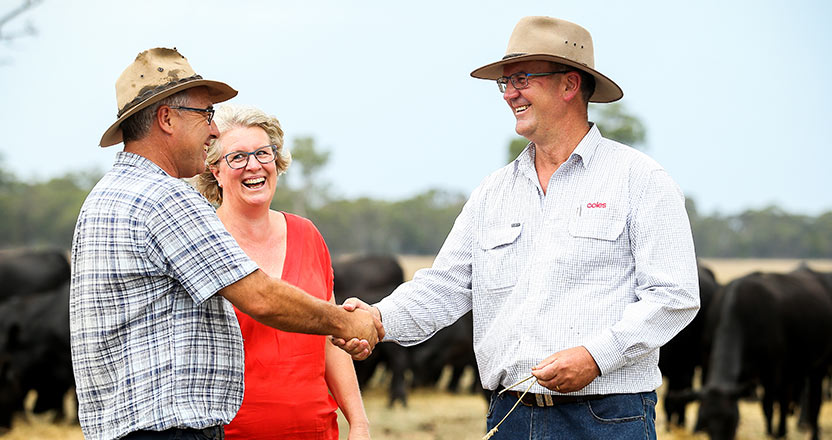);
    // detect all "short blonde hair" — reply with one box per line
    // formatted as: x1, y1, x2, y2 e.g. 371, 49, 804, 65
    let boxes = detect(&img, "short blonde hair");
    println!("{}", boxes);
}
192, 104, 291, 205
